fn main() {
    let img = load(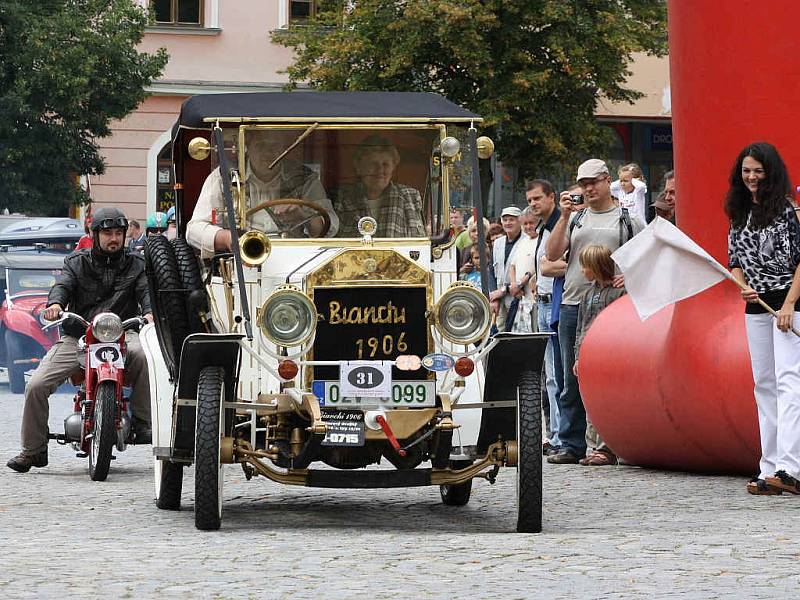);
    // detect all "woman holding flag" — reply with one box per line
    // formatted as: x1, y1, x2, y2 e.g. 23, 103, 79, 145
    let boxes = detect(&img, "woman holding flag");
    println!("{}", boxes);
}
726, 142, 800, 495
